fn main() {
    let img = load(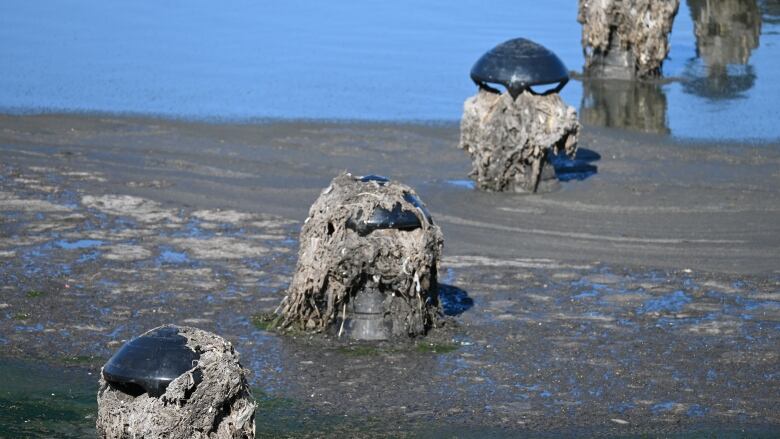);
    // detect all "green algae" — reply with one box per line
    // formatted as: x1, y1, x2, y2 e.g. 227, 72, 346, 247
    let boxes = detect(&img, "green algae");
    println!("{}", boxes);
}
26, 290, 46, 298
415, 341, 459, 354
250, 312, 281, 332
0, 358, 96, 439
